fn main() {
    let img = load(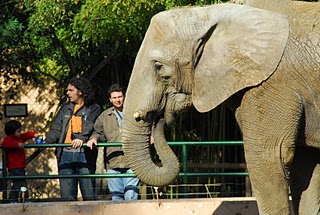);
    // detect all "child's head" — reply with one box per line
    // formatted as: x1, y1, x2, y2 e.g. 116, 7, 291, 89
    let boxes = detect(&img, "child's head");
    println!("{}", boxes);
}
5, 120, 22, 136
